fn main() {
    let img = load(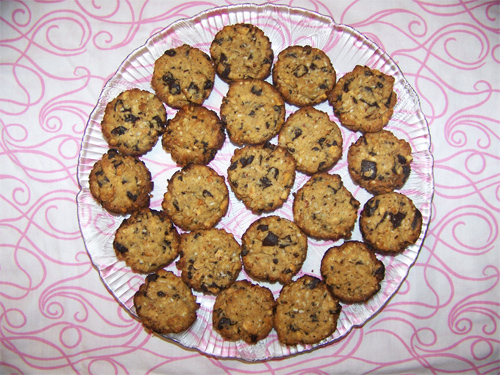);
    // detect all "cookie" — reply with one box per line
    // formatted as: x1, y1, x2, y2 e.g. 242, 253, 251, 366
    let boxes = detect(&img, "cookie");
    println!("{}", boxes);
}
272, 45, 336, 107
320, 241, 385, 304
210, 23, 273, 82
100, 89, 167, 156
293, 173, 360, 241
113, 208, 180, 274
278, 106, 343, 174
161, 164, 229, 231
227, 143, 296, 213
89, 149, 153, 214
329, 65, 397, 133
220, 79, 286, 145
360, 192, 423, 253
133, 270, 199, 334
347, 130, 412, 195
241, 216, 308, 284
151, 44, 215, 109
212, 280, 275, 344
176, 228, 242, 294
273, 275, 342, 346
162, 104, 225, 166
